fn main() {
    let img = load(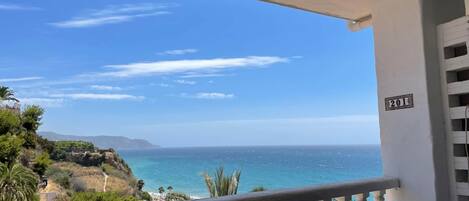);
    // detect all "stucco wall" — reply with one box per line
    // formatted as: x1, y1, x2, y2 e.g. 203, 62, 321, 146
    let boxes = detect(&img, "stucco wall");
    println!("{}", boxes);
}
371, 0, 464, 200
